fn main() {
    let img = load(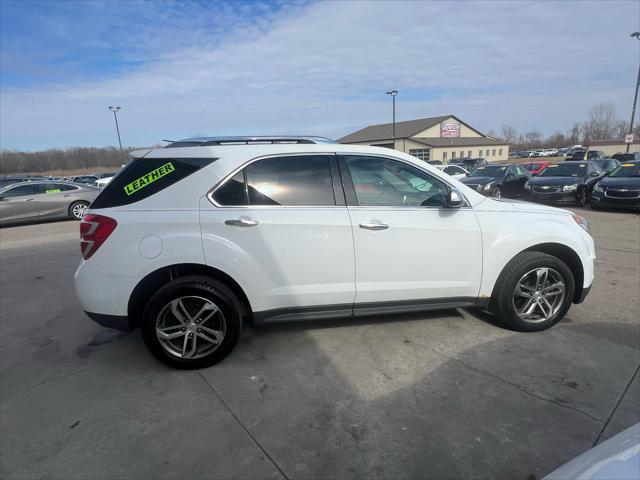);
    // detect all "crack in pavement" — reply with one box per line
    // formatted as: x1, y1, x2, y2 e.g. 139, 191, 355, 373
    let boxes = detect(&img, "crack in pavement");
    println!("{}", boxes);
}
197, 372, 290, 480
451, 356, 607, 424
593, 363, 640, 446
